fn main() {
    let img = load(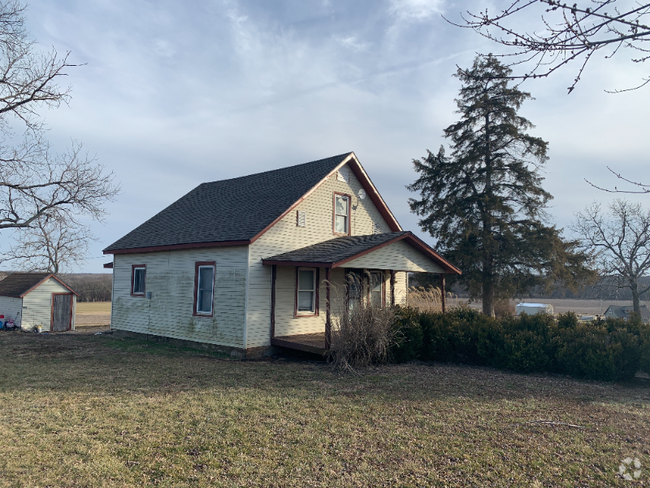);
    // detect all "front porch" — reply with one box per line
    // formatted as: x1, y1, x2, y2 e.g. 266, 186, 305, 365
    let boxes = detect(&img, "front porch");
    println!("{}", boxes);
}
271, 332, 327, 355
262, 232, 461, 356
